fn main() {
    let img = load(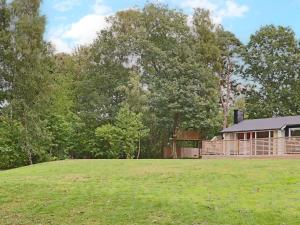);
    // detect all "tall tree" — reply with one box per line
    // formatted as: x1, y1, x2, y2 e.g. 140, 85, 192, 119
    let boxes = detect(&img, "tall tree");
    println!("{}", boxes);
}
243, 25, 300, 118
72, 9, 150, 158
192, 9, 222, 72
0, 0, 12, 107
75, 35, 131, 125
216, 28, 243, 128
139, 5, 220, 157
45, 53, 82, 159
0, 0, 53, 166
